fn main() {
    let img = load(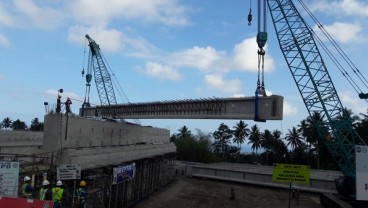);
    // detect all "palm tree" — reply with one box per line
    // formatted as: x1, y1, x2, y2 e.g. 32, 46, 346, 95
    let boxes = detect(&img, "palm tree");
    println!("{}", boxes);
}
285, 126, 304, 150
299, 112, 327, 169
248, 124, 262, 156
1, 117, 12, 129
30, 117, 44, 131
233, 120, 250, 162
177, 126, 192, 138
